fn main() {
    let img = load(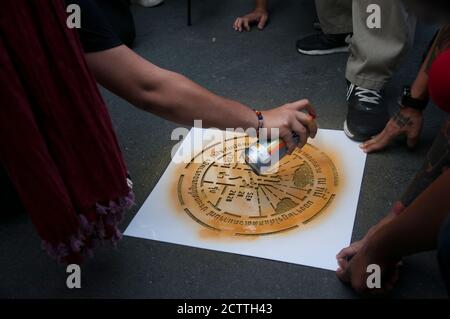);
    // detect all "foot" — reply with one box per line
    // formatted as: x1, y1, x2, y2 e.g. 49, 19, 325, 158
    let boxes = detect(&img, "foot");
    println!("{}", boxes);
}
130, 0, 164, 7
344, 82, 389, 142
296, 33, 350, 56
